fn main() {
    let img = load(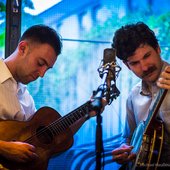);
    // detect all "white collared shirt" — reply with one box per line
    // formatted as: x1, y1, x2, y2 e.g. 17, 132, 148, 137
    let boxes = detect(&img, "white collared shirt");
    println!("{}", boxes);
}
0, 59, 36, 121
